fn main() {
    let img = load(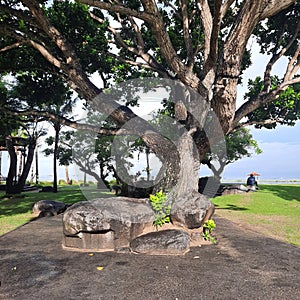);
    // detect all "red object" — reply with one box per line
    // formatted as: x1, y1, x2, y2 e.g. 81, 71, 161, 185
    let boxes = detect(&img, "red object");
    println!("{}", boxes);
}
247, 172, 260, 176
